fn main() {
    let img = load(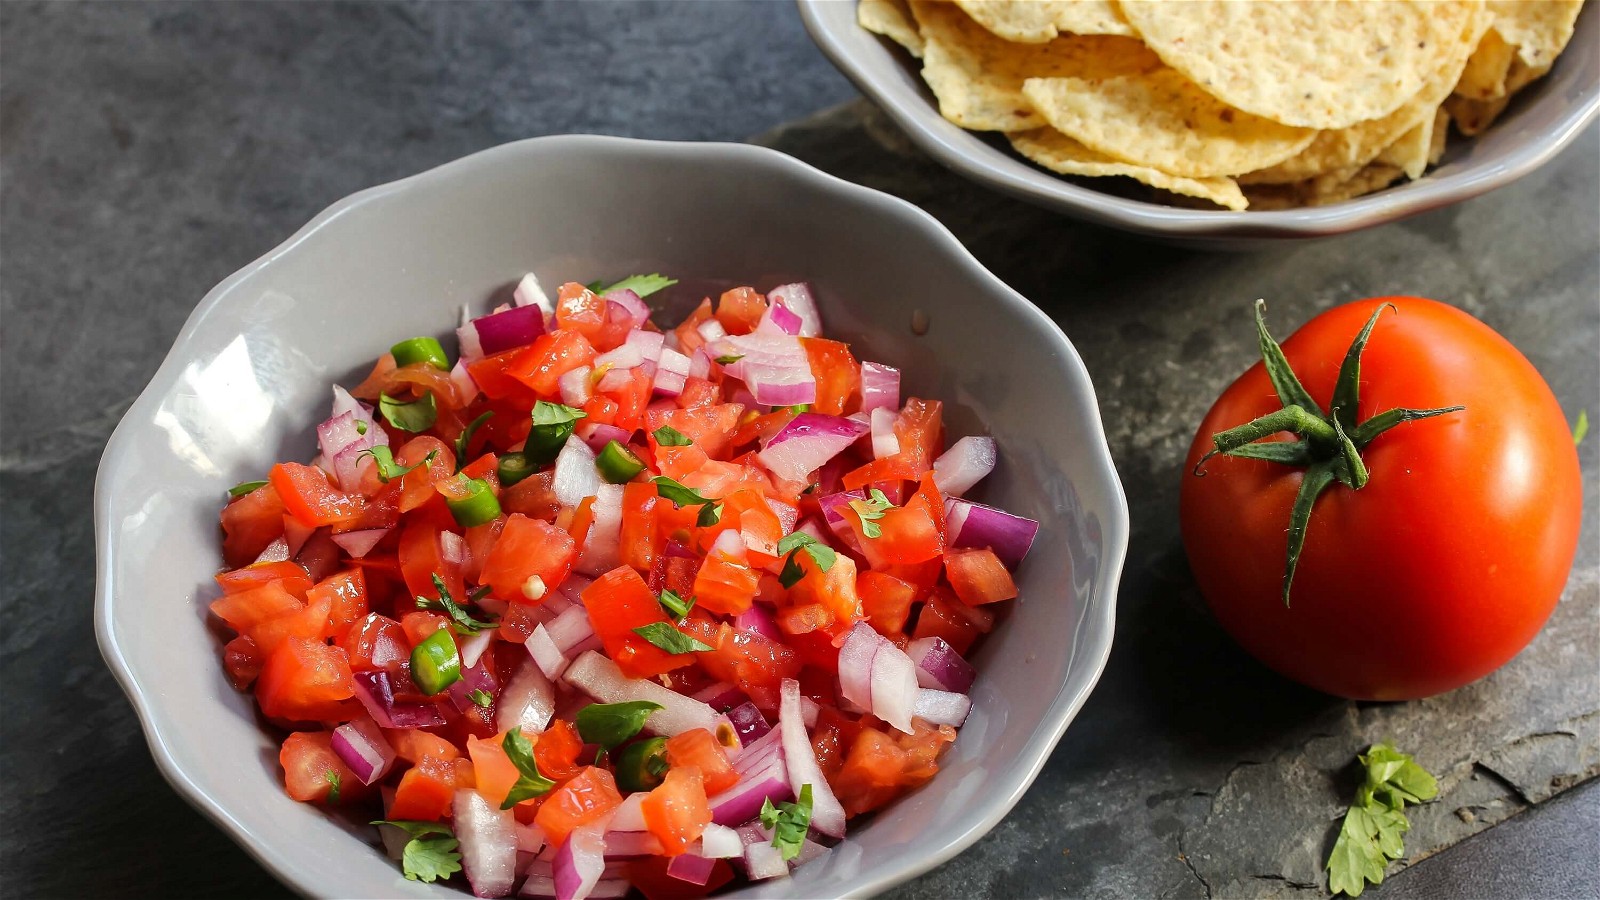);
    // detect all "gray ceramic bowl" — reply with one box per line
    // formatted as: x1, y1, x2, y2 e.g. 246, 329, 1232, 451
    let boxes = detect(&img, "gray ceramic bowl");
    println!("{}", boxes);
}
94, 136, 1128, 899
798, 0, 1598, 245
